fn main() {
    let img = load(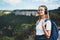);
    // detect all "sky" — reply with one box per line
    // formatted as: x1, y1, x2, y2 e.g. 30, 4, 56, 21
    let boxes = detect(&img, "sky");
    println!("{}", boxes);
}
0, 0, 60, 10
